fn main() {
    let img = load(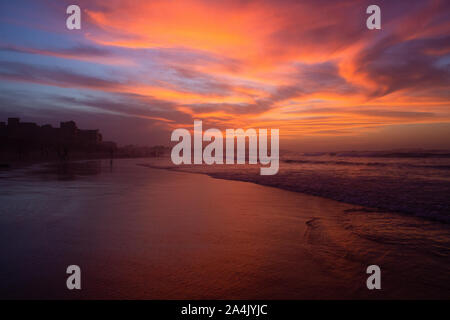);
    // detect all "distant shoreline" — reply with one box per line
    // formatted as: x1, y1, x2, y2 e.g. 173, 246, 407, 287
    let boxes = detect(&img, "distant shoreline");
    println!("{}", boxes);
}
0, 154, 164, 171
136, 163, 390, 214
138, 161, 450, 225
